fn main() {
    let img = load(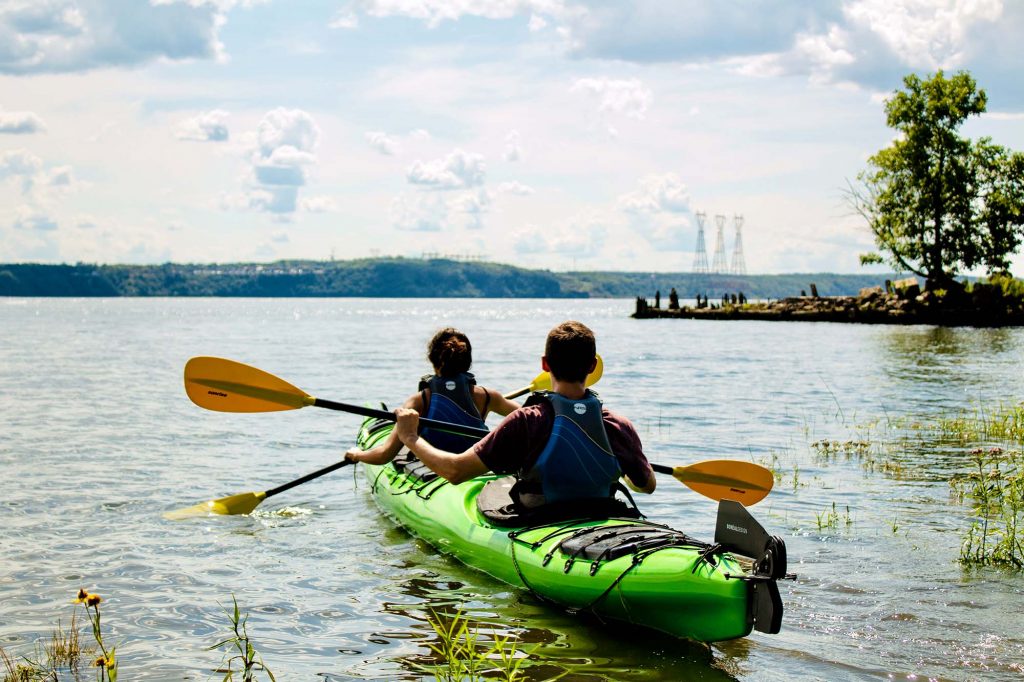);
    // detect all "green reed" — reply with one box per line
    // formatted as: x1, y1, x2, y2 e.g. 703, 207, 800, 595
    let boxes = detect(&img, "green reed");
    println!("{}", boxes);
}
810, 438, 906, 478
421, 609, 533, 682
0, 589, 113, 682
950, 447, 1024, 568
209, 596, 276, 682
814, 502, 853, 531
933, 403, 1024, 444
